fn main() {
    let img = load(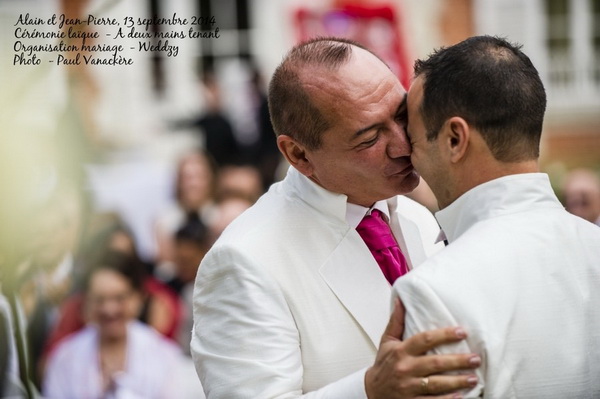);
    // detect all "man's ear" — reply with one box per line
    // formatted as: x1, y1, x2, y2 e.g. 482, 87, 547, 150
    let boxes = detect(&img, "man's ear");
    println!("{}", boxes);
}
441, 117, 470, 164
277, 135, 314, 177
